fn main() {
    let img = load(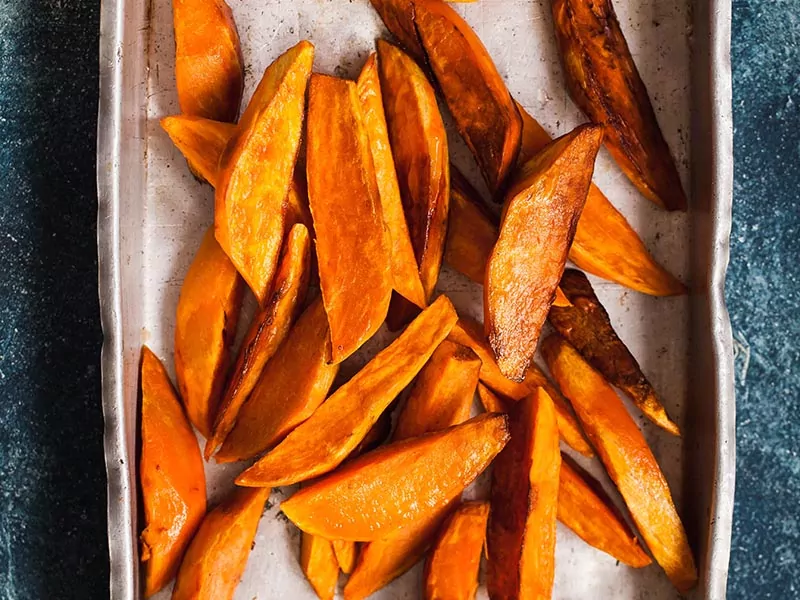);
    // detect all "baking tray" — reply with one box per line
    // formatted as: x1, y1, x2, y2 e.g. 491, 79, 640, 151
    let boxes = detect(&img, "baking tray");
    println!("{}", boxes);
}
97, 0, 735, 597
